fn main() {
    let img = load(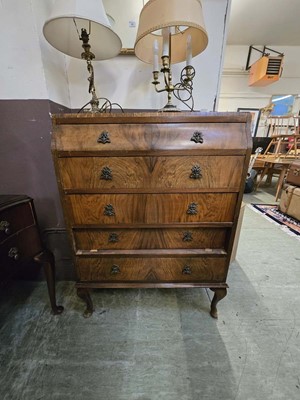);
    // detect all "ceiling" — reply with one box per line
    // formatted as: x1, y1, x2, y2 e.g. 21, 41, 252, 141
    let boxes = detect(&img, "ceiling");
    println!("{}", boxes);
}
227, 0, 300, 46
